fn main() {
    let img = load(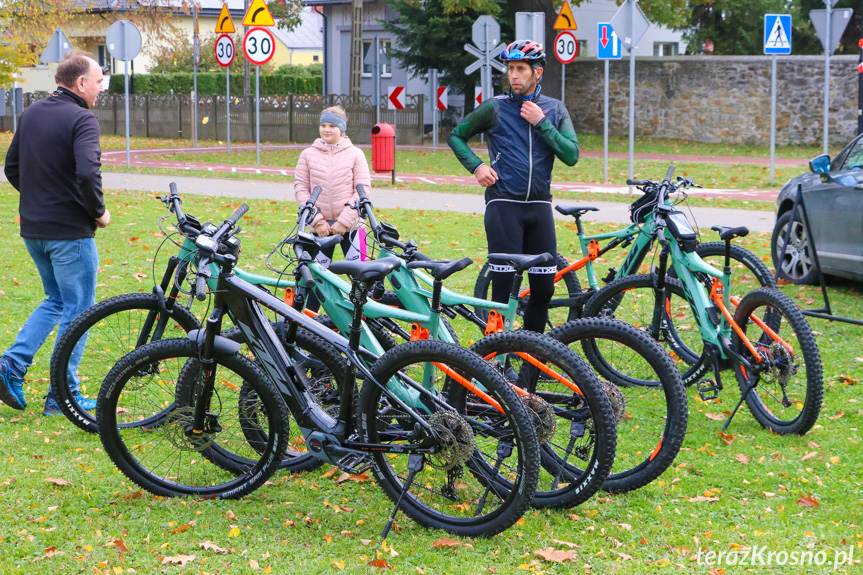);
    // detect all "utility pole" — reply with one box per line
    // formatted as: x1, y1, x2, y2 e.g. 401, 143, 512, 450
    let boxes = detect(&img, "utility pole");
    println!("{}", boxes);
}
244, 0, 251, 96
